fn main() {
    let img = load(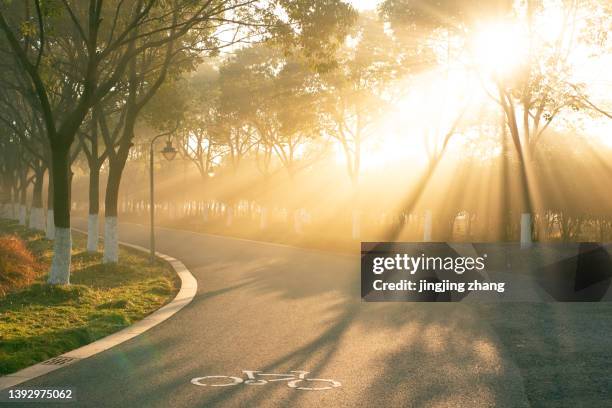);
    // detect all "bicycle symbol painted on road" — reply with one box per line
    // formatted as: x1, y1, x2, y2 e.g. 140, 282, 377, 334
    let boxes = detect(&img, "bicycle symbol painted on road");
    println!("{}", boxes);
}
191, 370, 341, 391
